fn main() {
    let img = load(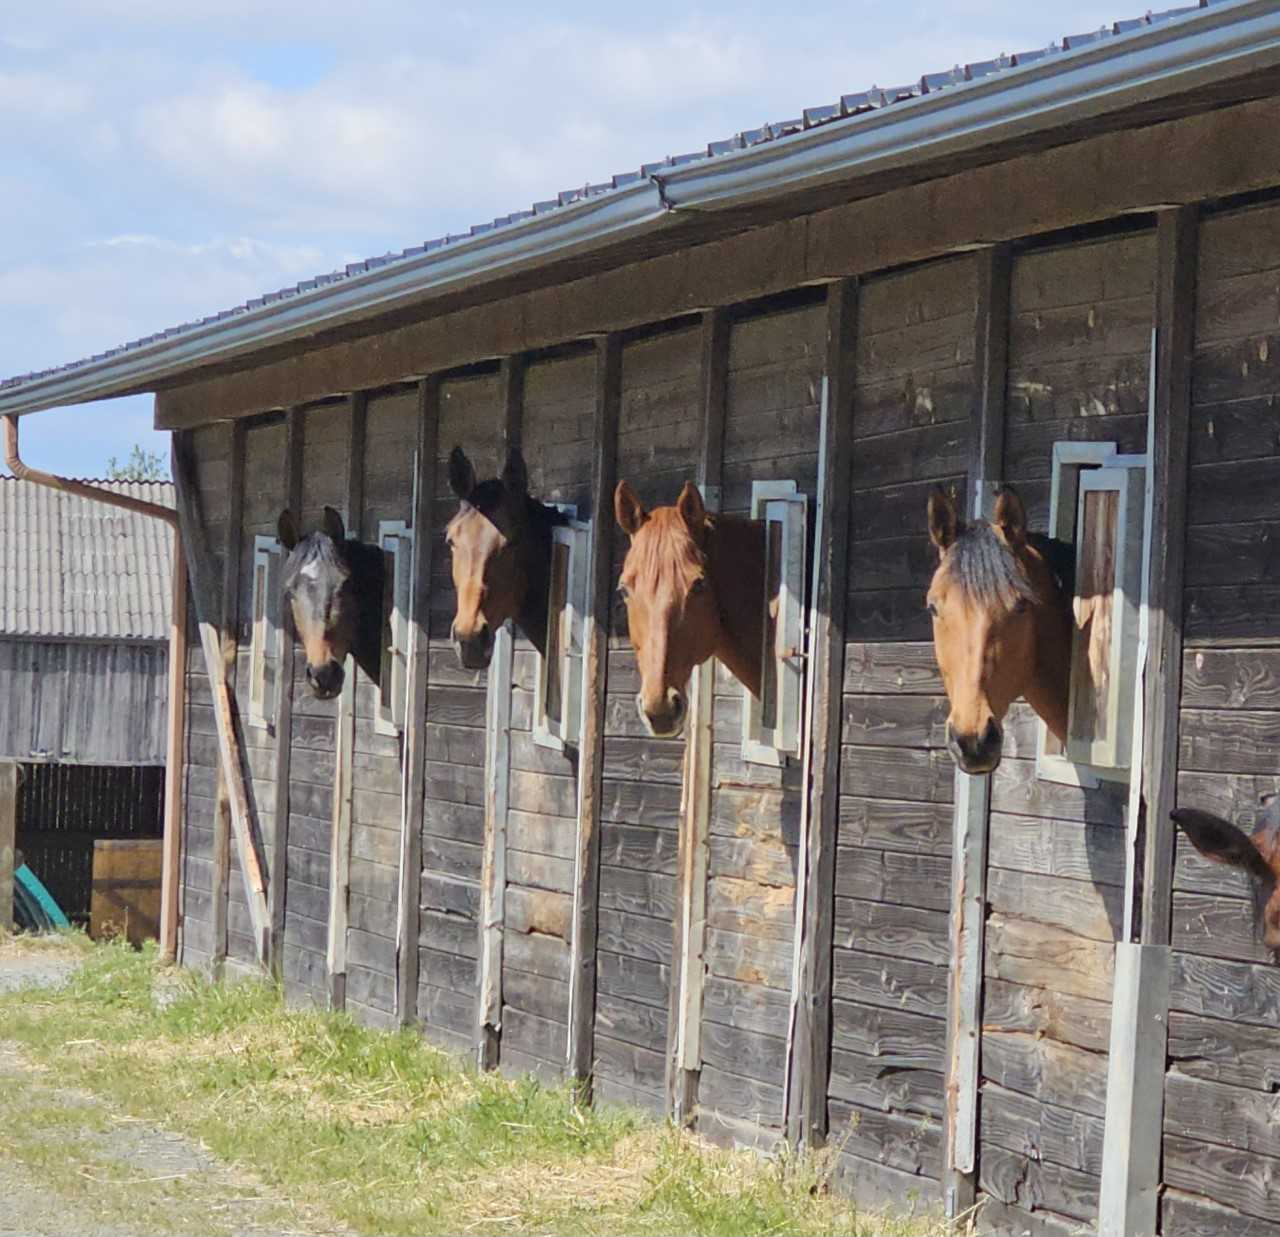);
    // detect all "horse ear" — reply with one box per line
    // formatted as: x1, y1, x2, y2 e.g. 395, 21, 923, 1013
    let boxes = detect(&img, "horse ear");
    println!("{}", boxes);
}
927, 487, 960, 554
614, 480, 647, 536
502, 447, 528, 498
676, 481, 706, 532
322, 505, 346, 543
277, 509, 300, 551
993, 486, 1027, 549
1171, 808, 1278, 885
448, 446, 475, 499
